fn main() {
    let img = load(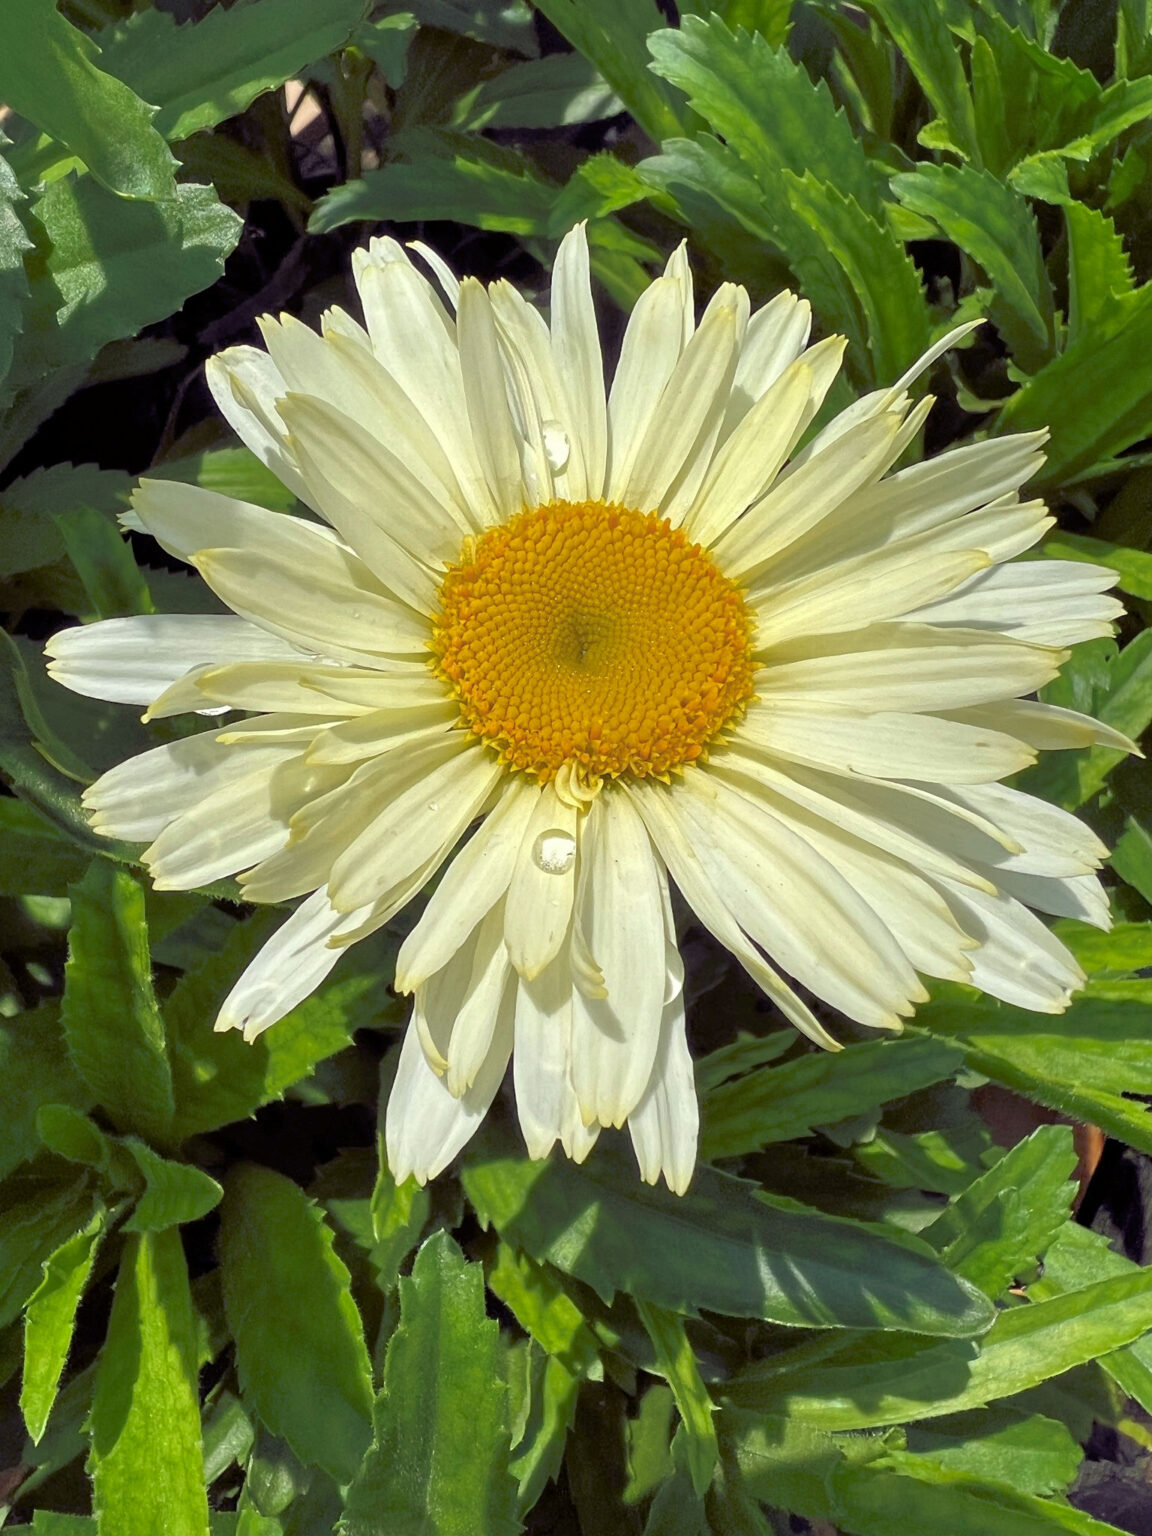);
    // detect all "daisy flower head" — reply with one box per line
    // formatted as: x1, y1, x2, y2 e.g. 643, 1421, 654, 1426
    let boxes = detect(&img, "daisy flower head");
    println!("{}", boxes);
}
48, 225, 1128, 1195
